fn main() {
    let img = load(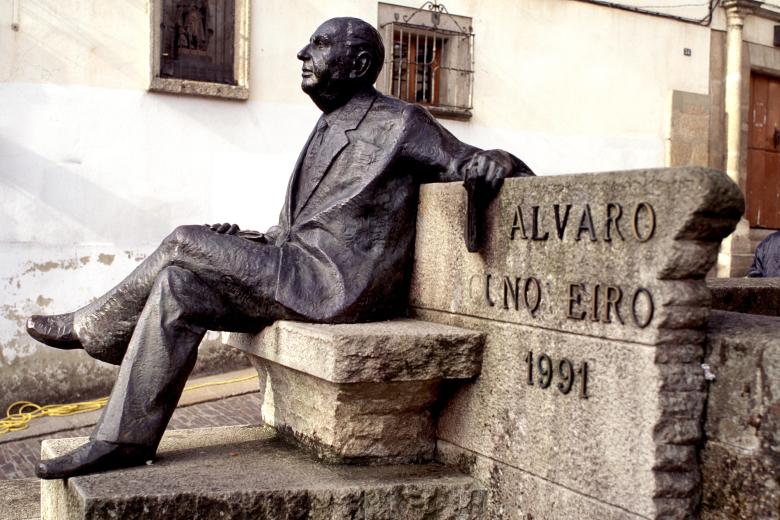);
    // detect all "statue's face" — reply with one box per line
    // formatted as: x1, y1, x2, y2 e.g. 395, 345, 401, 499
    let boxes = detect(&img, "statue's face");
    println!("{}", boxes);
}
297, 19, 355, 98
